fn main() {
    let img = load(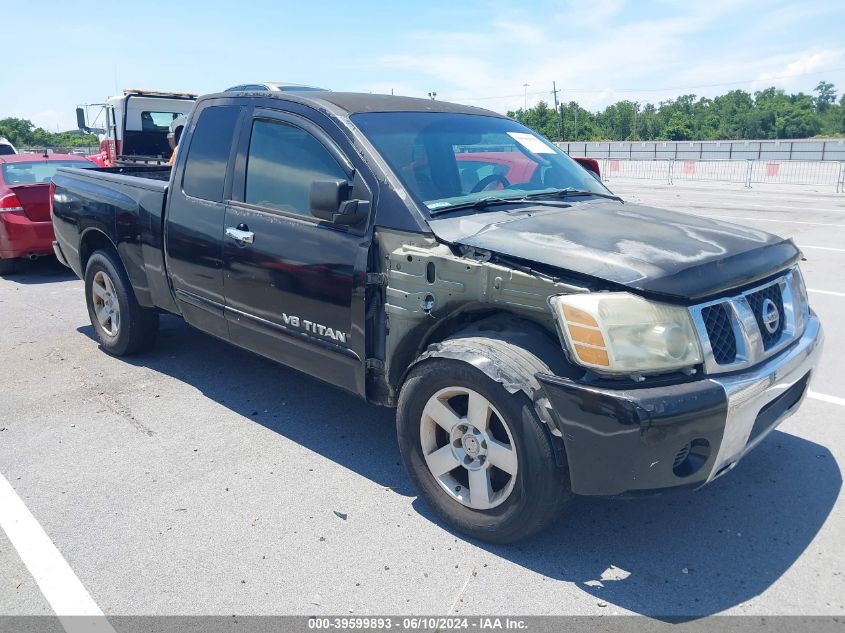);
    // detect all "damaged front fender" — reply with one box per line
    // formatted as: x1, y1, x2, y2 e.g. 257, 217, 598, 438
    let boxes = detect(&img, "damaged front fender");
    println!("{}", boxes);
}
409, 317, 583, 435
